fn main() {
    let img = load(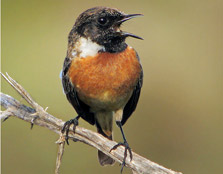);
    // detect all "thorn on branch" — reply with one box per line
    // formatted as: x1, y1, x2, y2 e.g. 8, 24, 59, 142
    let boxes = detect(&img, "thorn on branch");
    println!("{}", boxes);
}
30, 116, 39, 129
3, 116, 9, 122
0, 109, 12, 122
44, 107, 49, 112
